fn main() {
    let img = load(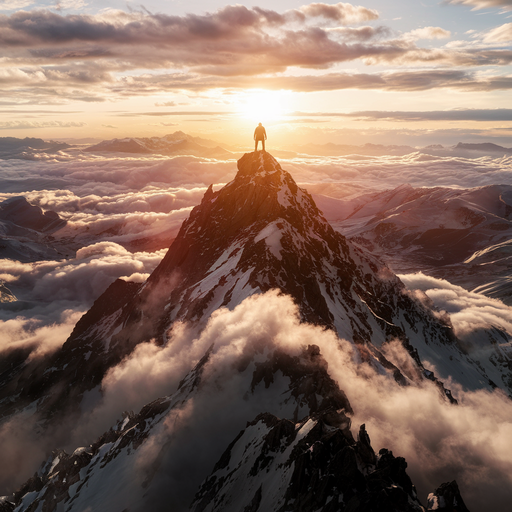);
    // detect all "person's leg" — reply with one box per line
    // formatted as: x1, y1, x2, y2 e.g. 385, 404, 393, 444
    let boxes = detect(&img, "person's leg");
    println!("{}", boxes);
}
262, 139, 265, 152
255, 139, 258, 151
